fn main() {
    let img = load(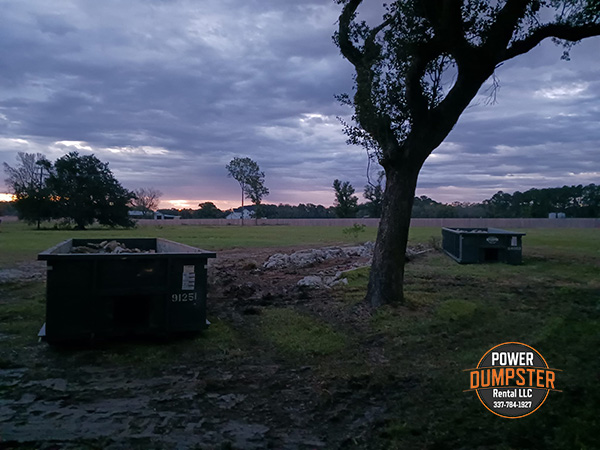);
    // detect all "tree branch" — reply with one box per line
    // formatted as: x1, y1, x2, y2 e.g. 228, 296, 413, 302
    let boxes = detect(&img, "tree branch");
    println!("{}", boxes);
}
422, 0, 466, 48
338, 0, 399, 165
502, 22, 600, 61
338, 0, 364, 66
484, 0, 530, 51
